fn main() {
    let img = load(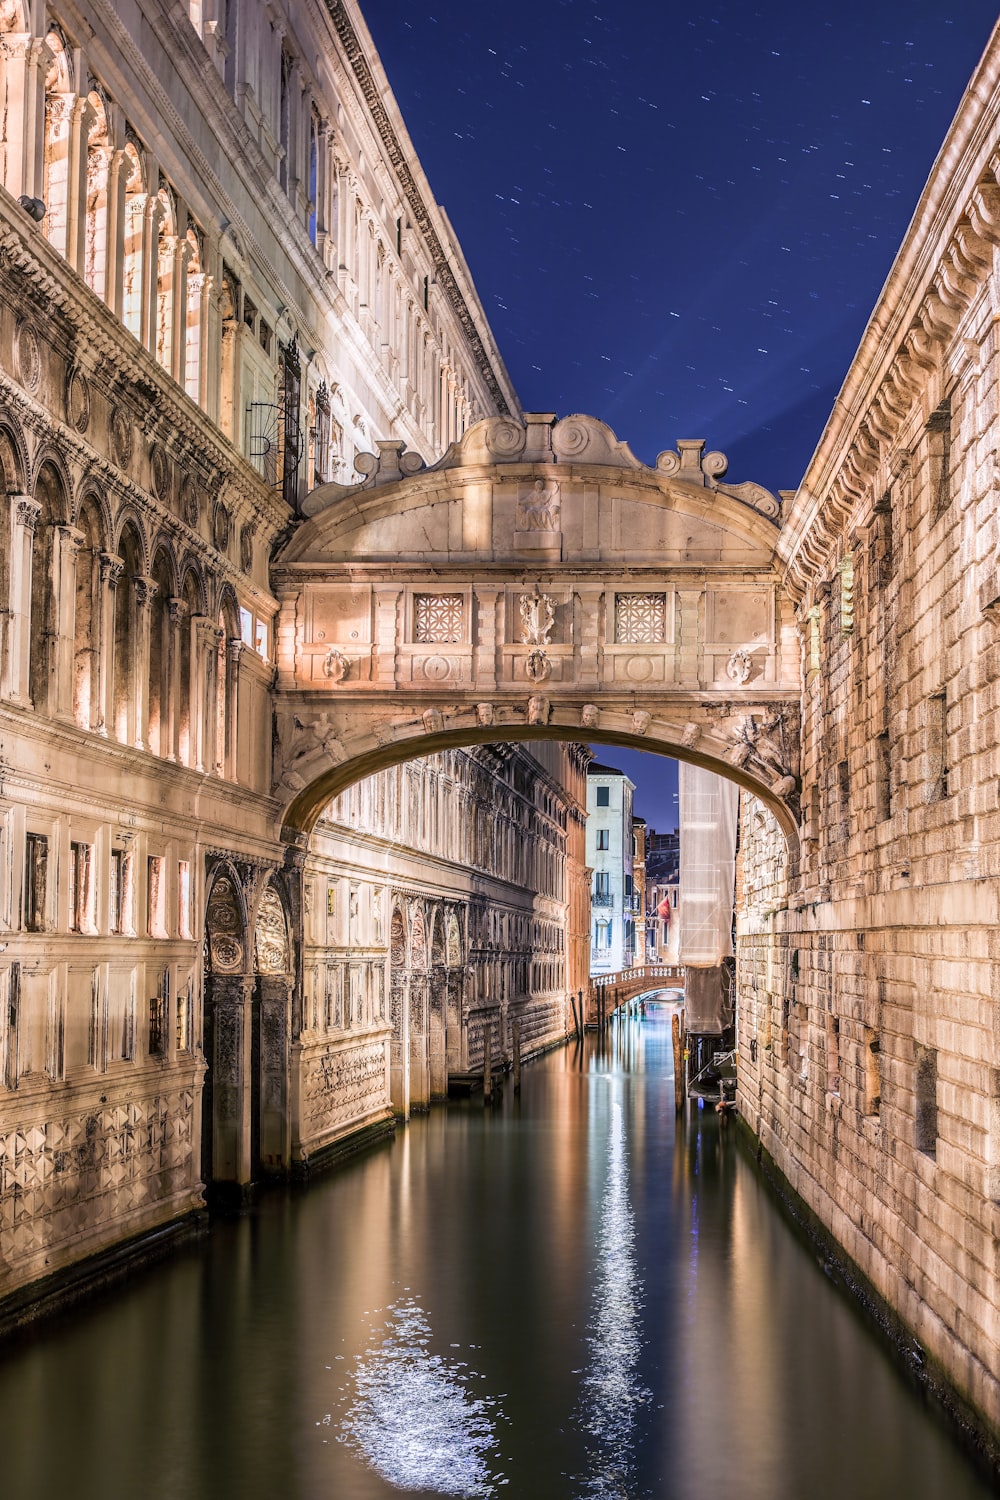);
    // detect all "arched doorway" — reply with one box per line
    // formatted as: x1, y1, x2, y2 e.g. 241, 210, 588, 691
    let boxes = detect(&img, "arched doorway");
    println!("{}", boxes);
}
202, 866, 251, 1193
